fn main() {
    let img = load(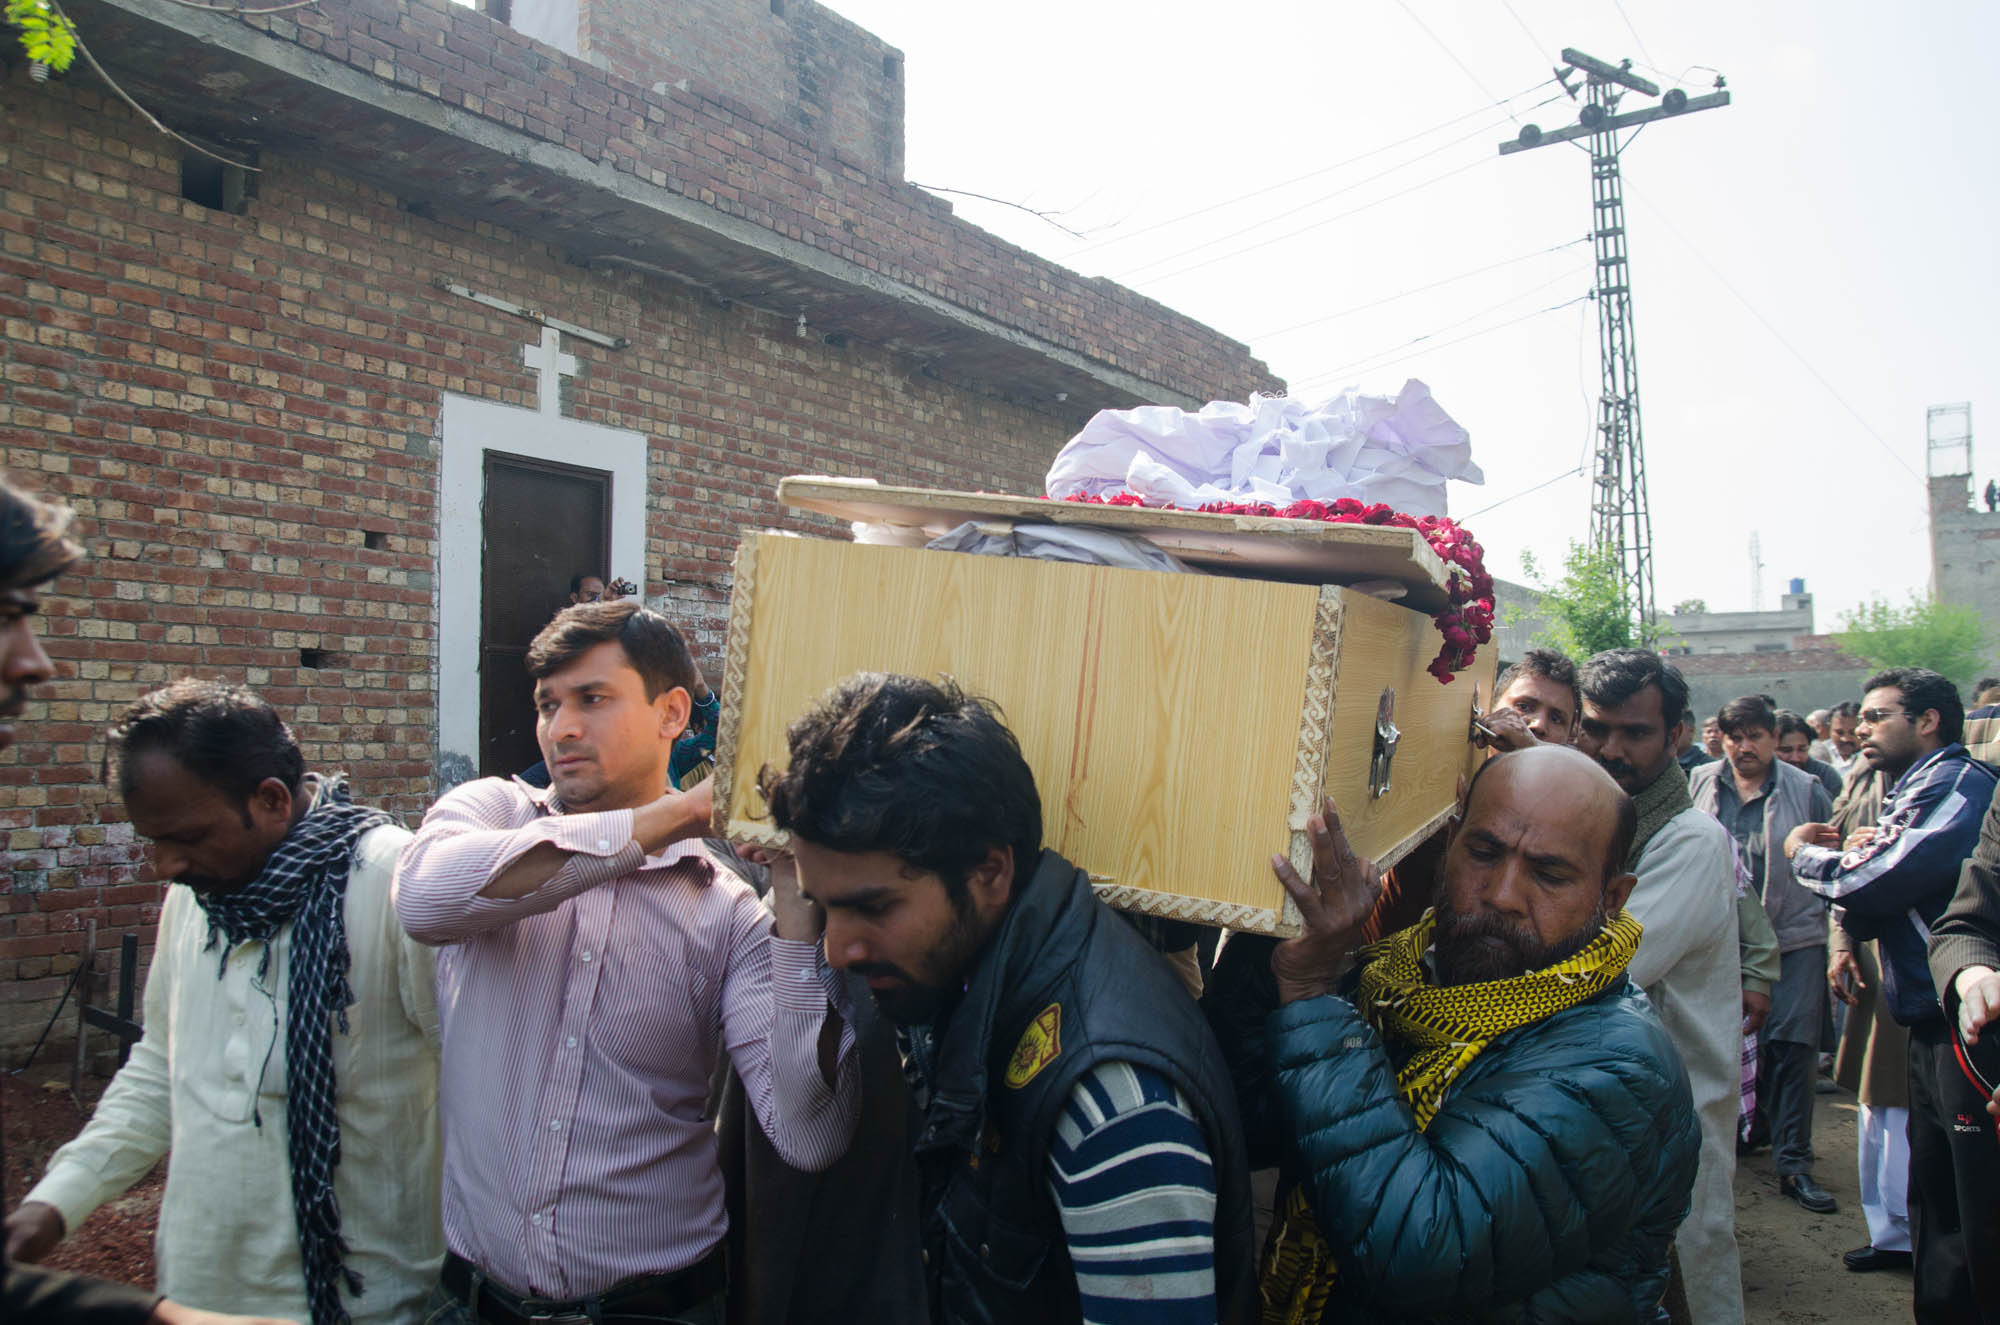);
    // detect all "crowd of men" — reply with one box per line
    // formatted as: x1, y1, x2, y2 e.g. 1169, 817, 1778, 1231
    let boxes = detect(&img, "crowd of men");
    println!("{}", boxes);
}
3, 468, 1998, 1325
